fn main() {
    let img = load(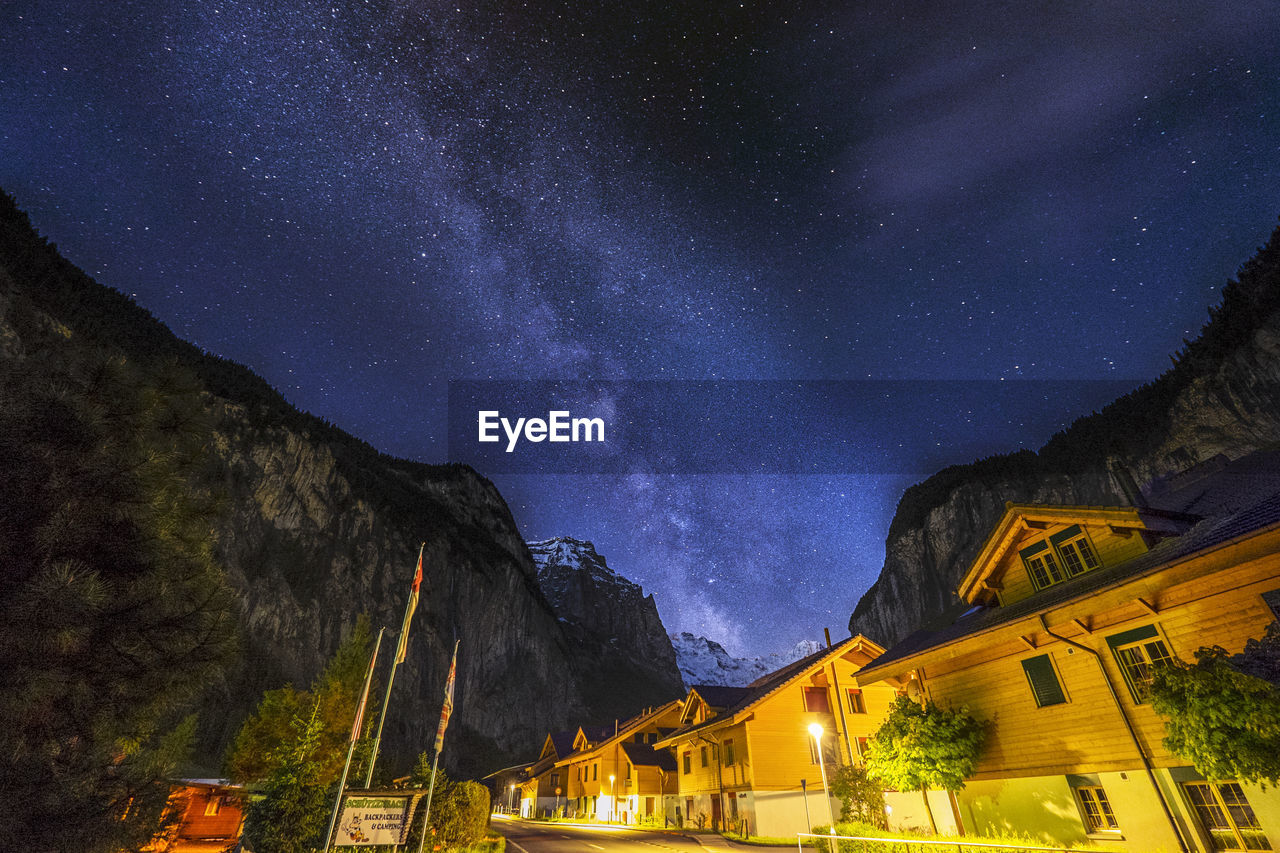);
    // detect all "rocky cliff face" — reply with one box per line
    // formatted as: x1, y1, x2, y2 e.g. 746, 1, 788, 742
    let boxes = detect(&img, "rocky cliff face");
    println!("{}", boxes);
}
0, 193, 648, 777
528, 538, 684, 719
850, 223, 1280, 647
